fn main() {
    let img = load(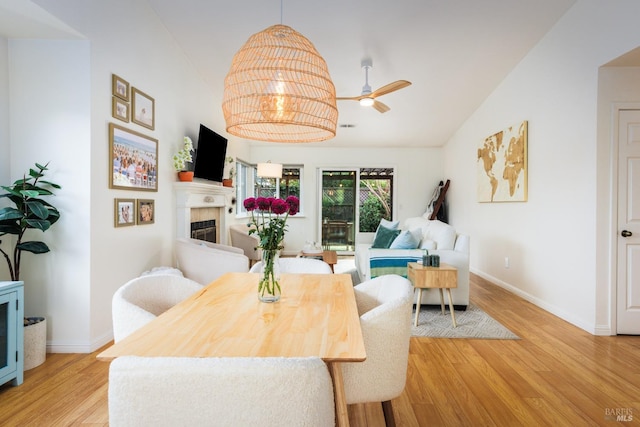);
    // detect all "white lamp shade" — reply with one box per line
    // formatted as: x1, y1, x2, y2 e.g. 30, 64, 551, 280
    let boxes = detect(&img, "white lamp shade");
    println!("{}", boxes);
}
257, 162, 283, 178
